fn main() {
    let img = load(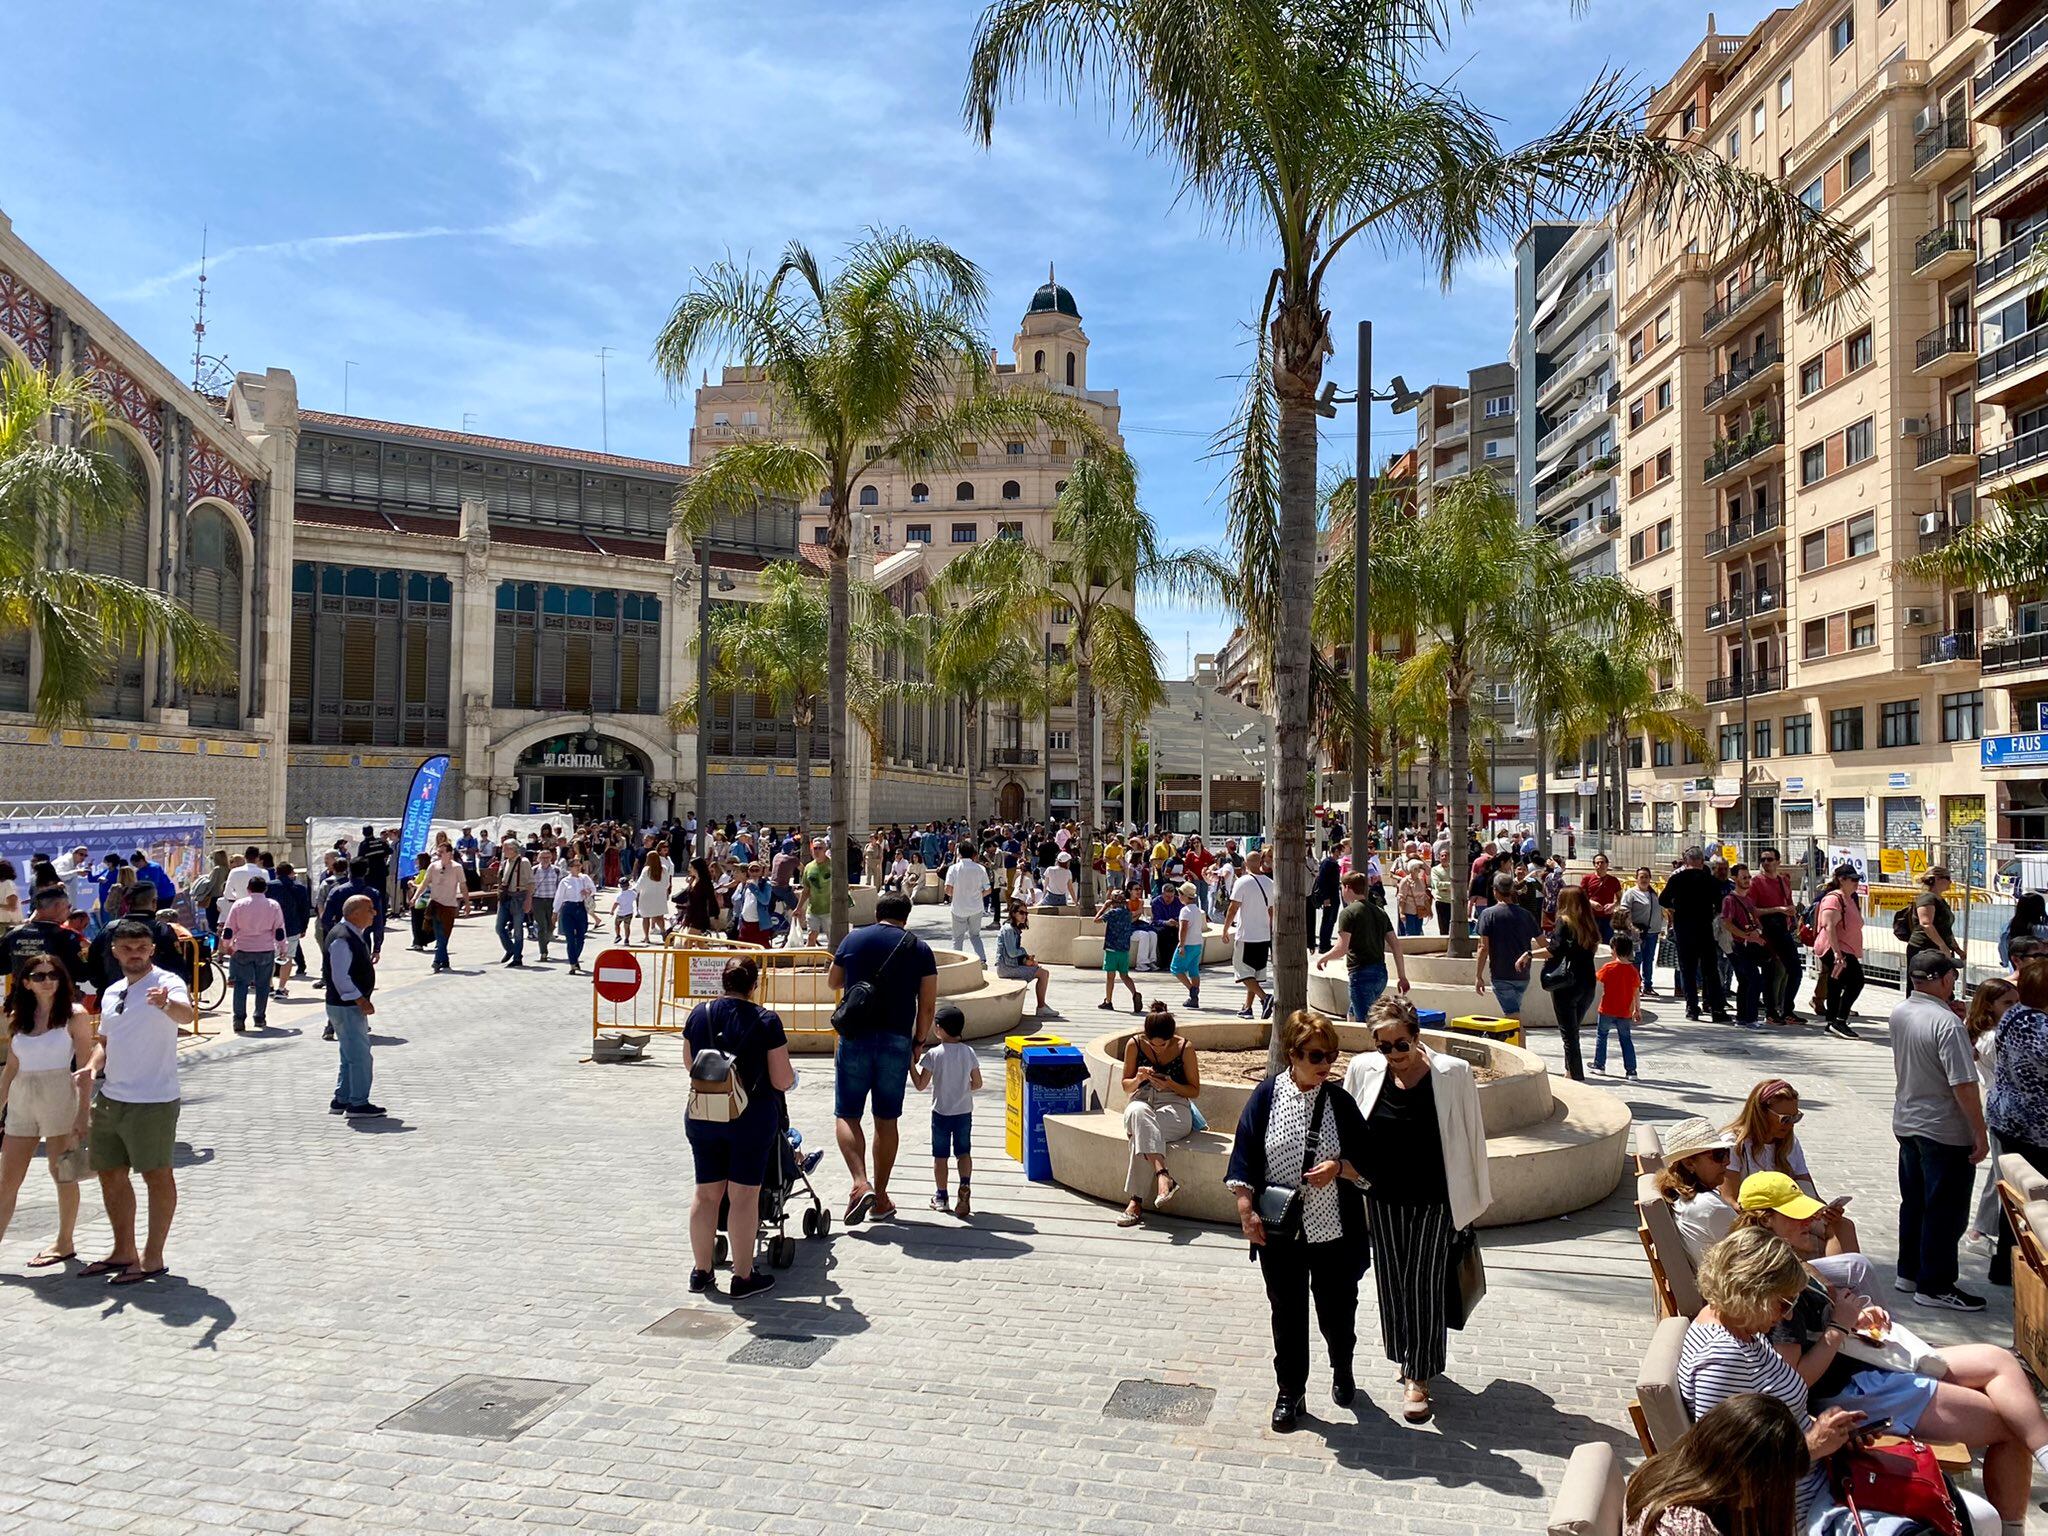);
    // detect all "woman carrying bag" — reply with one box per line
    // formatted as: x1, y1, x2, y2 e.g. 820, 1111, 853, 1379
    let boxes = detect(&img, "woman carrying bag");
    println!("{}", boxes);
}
1344, 994, 1493, 1424
1539, 888, 1598, 1082
1225, 1008, 1372, 1433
